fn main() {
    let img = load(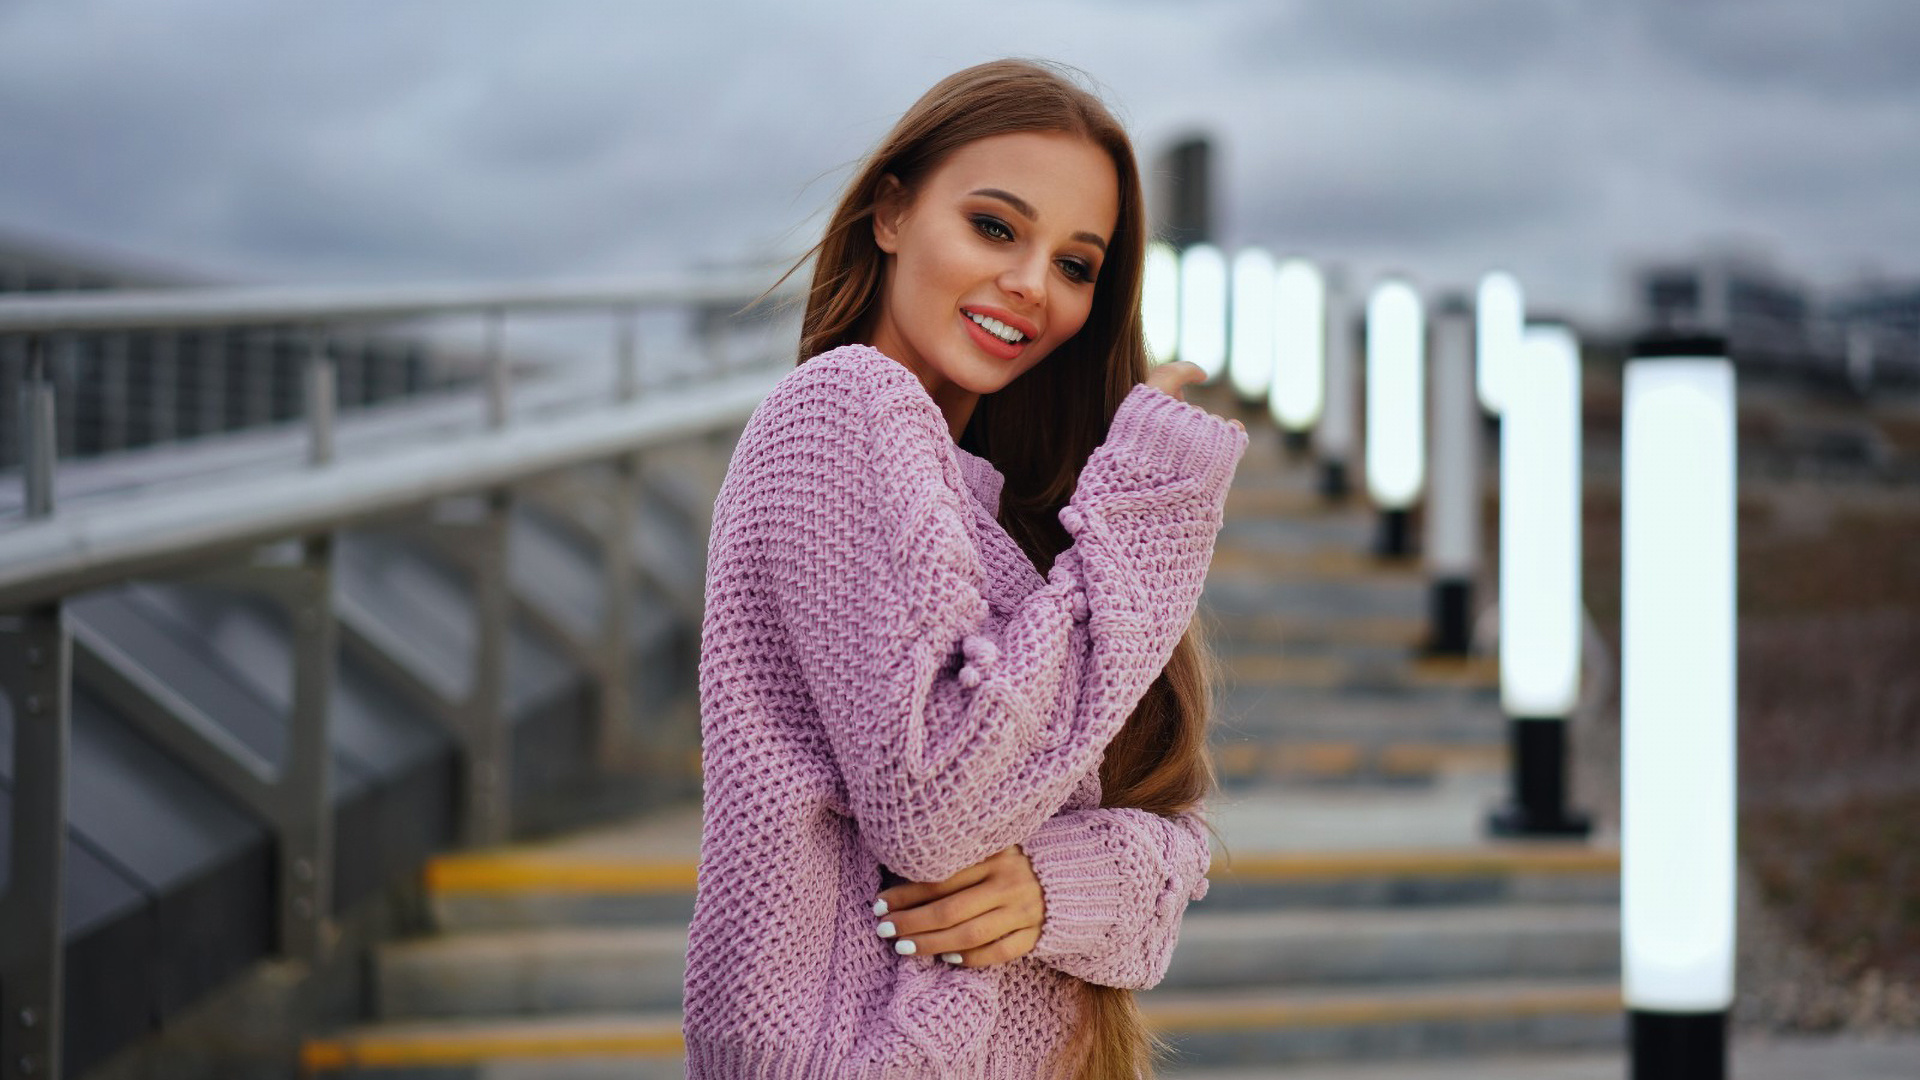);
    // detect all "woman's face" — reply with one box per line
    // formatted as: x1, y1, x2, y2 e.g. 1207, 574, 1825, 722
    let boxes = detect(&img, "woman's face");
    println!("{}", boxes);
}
869, 130, 1120, 400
